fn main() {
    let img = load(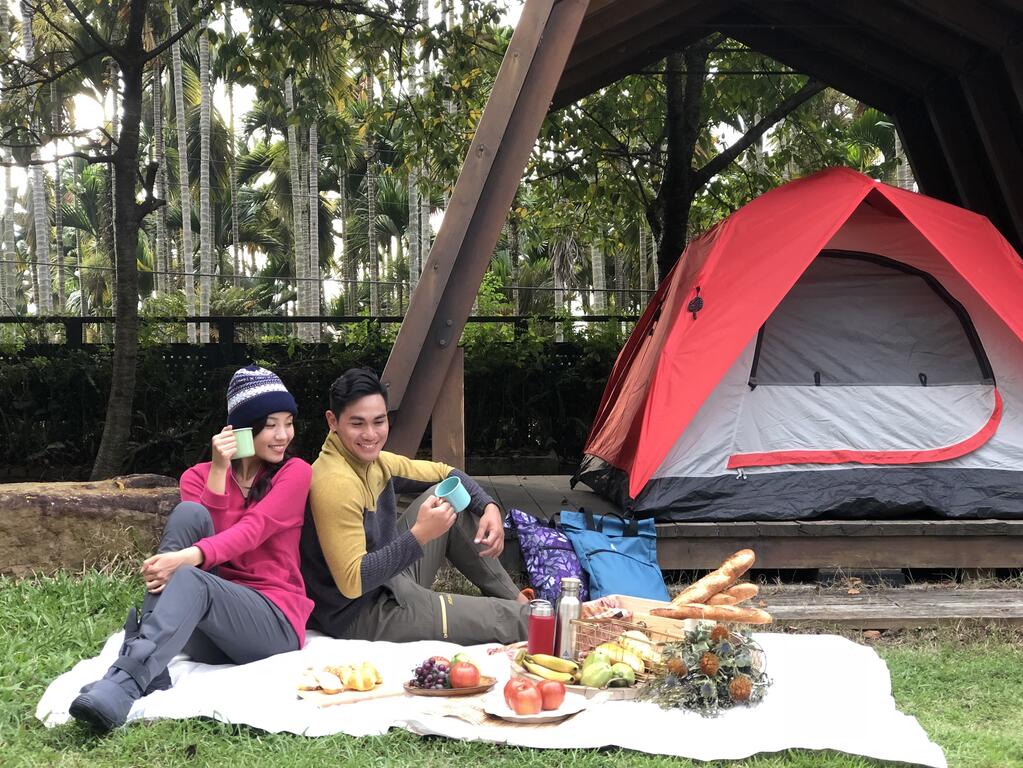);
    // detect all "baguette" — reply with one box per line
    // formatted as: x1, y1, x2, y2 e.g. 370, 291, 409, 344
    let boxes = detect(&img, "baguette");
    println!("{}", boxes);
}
707, 593, 737, 606
718, 582, 759, 604
671, 549, 756, 606
651, 602, 773, 624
